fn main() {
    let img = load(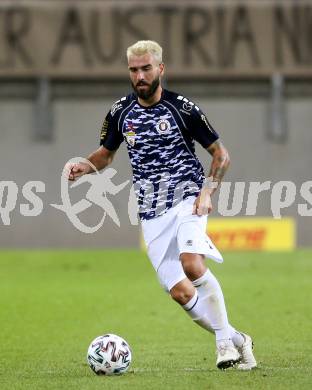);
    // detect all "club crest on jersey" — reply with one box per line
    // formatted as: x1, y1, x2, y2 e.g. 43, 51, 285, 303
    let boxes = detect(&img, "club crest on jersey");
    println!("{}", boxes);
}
125, 131, 136, 146
156, 119, 171, 134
